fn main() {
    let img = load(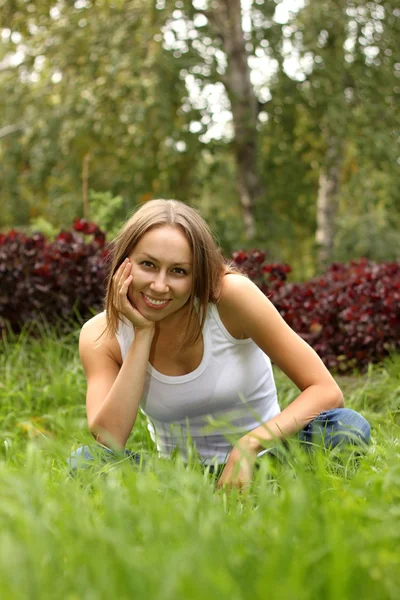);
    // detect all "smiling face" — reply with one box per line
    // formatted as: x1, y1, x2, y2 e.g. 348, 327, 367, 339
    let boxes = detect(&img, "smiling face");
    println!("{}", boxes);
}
127, 225, 193, 328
